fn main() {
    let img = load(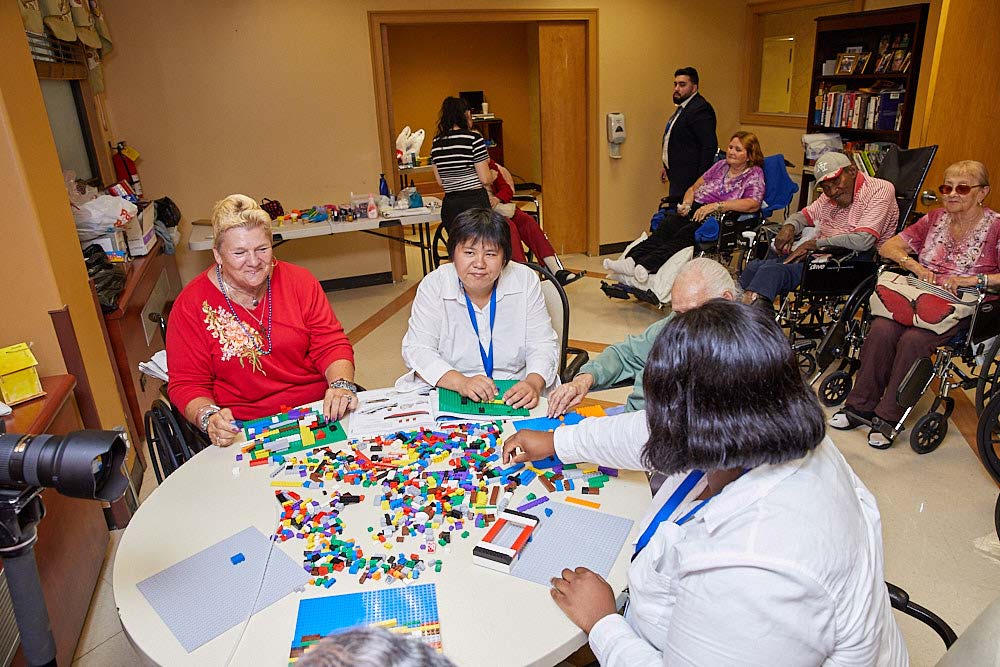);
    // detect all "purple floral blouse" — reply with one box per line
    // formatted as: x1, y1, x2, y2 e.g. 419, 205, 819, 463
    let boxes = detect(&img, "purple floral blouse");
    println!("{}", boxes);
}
693, 160, 766, 205
900, 207, 1000, 278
